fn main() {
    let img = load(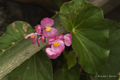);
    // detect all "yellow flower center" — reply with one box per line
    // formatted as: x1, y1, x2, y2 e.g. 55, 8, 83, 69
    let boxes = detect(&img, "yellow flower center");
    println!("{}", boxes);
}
118, 72, 120, 76
1, 49, 5, 52
46, 27, 51, 31
54, 42, 59, 47
30, 35, 35, 38
11, 42, 15, 45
